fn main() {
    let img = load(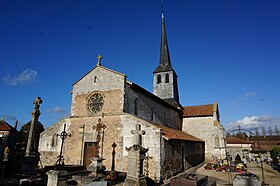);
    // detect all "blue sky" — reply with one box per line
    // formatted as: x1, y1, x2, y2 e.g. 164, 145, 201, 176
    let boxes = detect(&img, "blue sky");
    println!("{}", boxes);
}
1, 0, 280, 133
